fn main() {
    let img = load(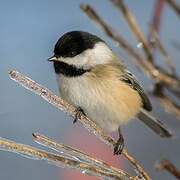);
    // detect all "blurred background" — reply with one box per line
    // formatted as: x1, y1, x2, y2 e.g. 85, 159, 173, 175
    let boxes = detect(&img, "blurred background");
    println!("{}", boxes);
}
0, 0, 180, 179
